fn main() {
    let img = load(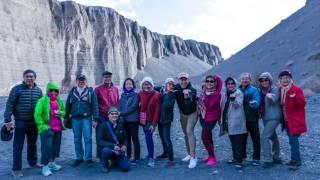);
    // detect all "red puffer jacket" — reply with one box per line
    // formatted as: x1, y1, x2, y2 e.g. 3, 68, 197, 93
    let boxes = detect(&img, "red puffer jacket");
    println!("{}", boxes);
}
139, 91, 161, 125
282, 84, 307, 135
